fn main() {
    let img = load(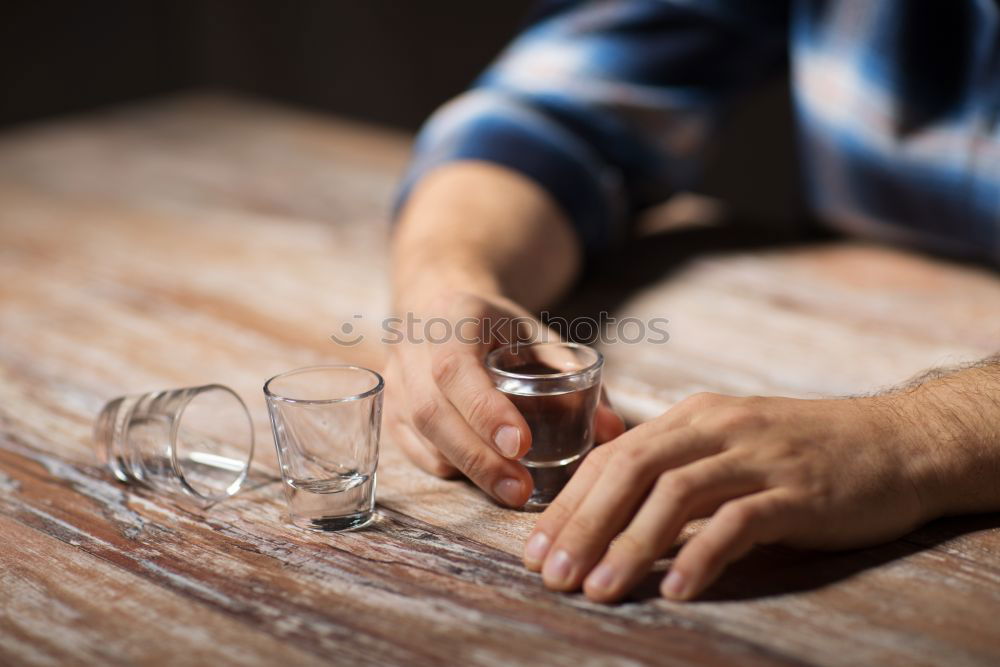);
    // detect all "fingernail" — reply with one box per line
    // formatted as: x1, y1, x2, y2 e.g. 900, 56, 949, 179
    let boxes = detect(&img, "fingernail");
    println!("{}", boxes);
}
494, 478, 523, 506
662, 570, 688, 599
493, 425, 520, 458
543, 549, 573, 586
585, 563, 617, 593
524, 532, 551, 565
